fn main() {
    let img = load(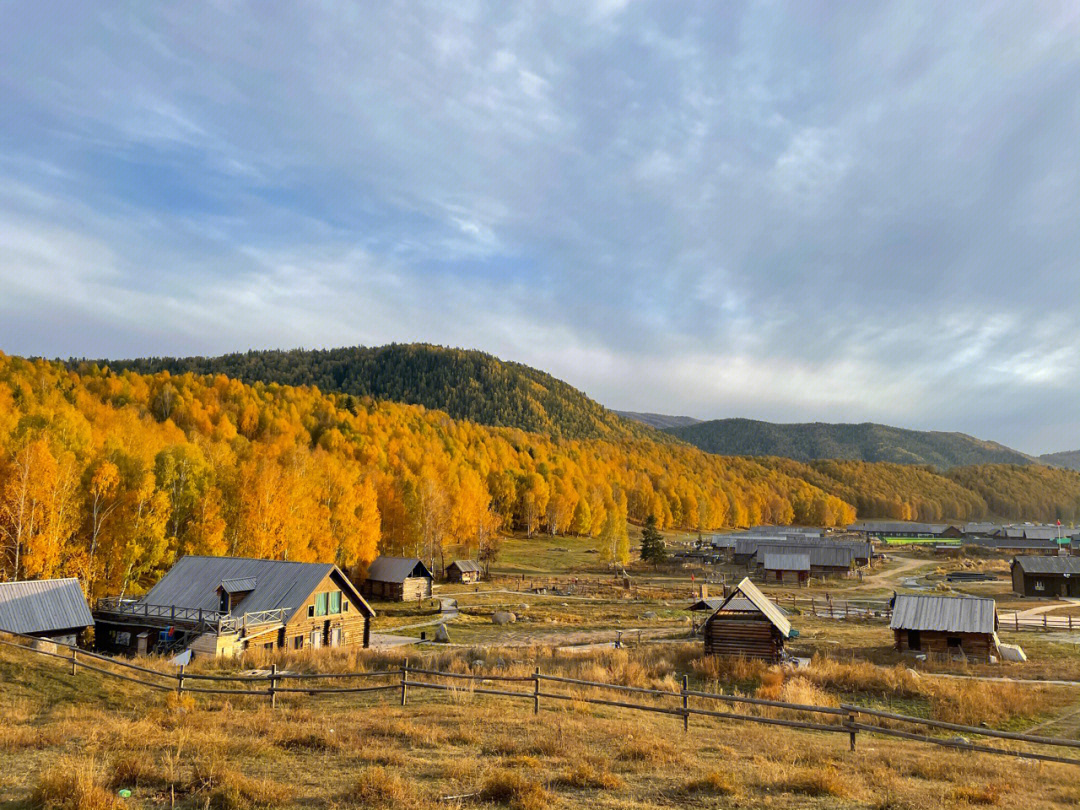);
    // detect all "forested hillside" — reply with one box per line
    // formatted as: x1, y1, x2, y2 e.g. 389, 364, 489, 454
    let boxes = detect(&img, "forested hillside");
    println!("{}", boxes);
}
1040, 450, 1080, 471
0, 353, 854, 596
96, 344, 661, 442
668, 418, 1034, 468
614, 411, 701, 430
